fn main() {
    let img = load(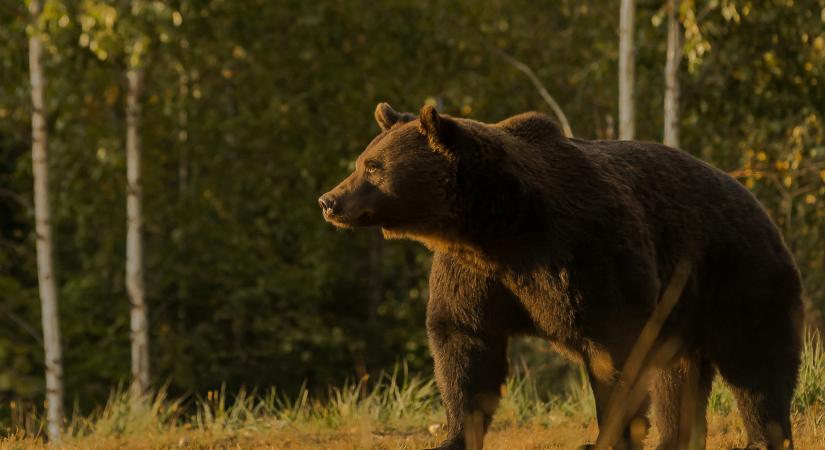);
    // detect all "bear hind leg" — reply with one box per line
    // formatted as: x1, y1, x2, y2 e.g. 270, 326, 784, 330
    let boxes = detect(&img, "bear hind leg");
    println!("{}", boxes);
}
728, 385, 794, 450
713, 338, 798, 450
710, 313, 800, 448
